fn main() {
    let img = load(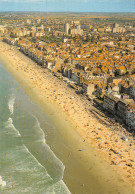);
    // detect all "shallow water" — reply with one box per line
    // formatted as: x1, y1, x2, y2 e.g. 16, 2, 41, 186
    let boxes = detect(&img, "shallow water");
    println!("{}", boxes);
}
0, 61, 70, 194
